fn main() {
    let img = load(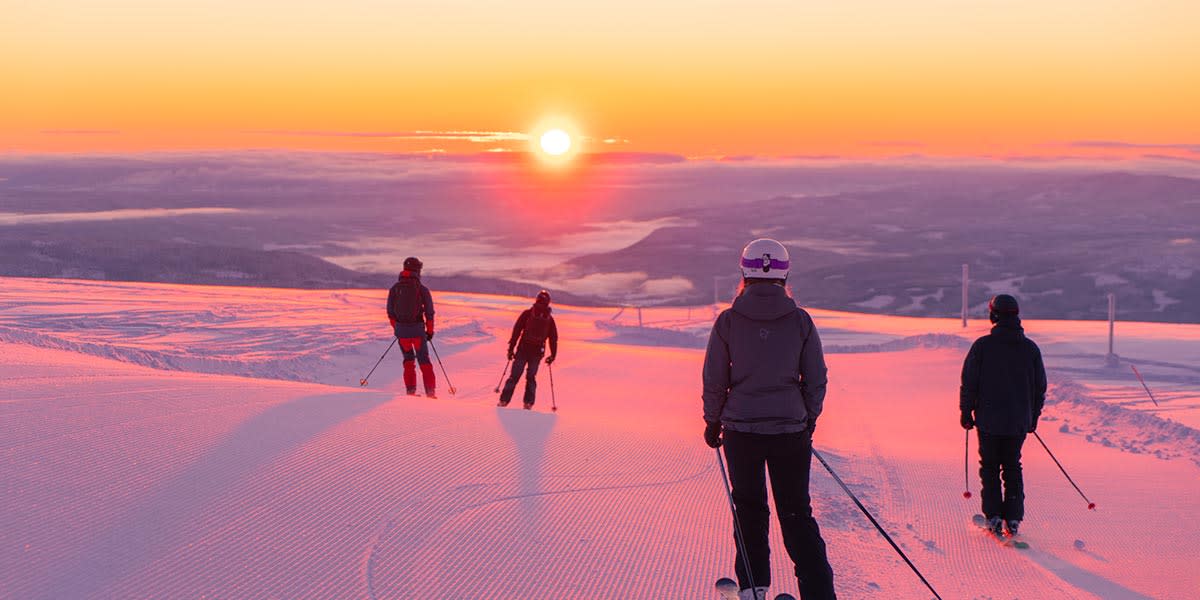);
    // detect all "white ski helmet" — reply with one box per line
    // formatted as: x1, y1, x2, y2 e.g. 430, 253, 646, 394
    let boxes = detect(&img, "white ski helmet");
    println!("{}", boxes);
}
740, 238, 790, 280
